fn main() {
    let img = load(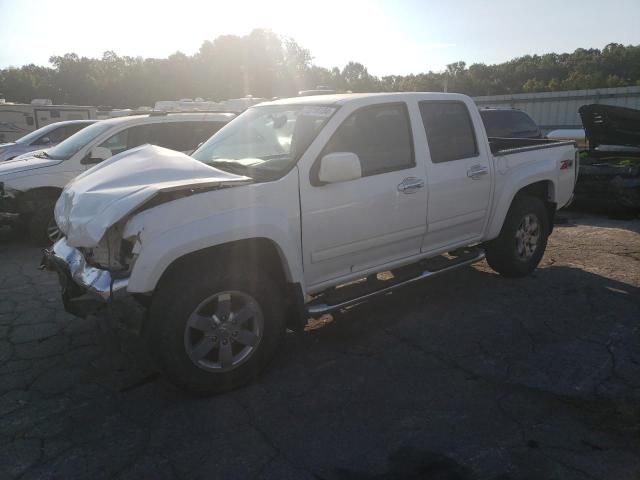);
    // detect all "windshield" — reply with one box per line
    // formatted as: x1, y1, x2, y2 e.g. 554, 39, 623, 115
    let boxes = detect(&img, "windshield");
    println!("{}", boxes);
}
14, 123, 59, 145
192, 105, 336, 179
46, 121, 113, 160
